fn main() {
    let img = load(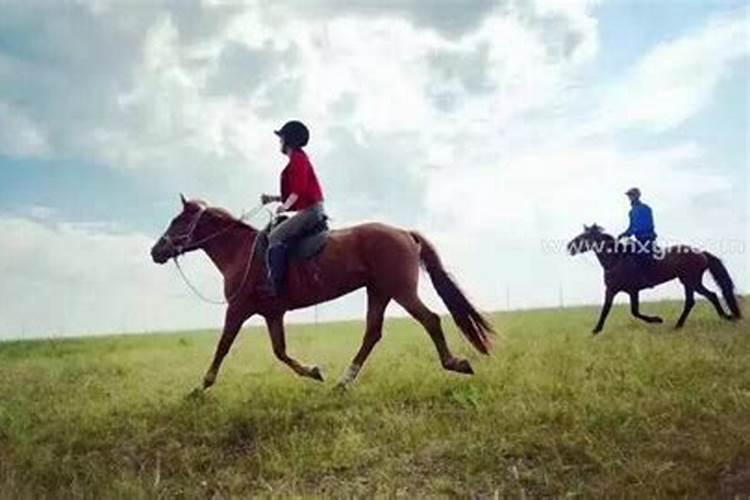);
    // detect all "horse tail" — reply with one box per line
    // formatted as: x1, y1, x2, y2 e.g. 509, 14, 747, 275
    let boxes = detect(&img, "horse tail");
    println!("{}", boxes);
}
410, 231, 493, 354
705, 252, 742, 319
